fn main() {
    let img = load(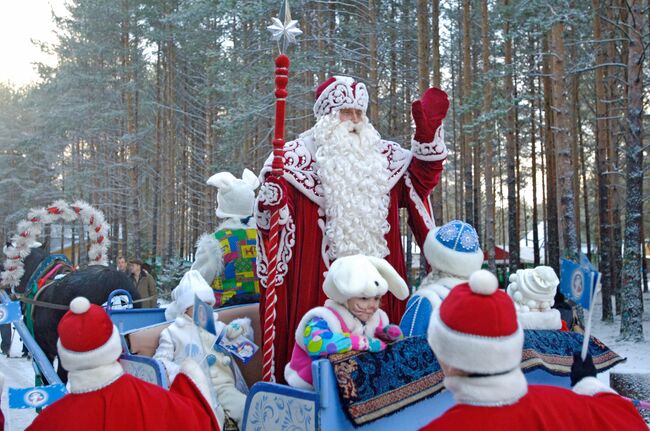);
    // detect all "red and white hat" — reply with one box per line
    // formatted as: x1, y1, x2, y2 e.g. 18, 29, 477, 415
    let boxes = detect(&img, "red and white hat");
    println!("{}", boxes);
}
313, 76, 369, 120
427, 270, 523, 374
57, 297, 122, 371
